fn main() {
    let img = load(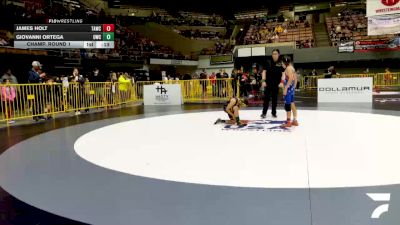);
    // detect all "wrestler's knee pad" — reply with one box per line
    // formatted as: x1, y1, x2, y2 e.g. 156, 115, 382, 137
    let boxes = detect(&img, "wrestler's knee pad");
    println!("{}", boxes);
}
285, 103, 291, 112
